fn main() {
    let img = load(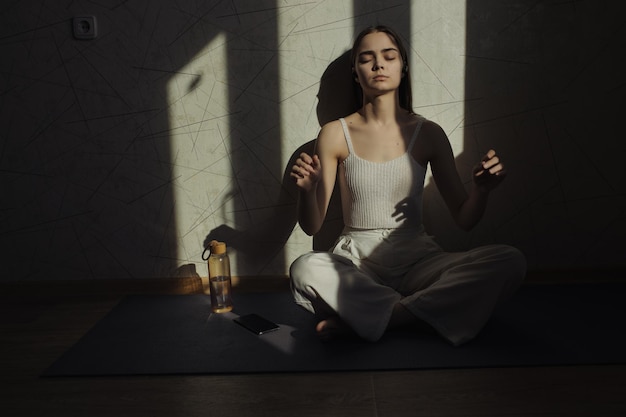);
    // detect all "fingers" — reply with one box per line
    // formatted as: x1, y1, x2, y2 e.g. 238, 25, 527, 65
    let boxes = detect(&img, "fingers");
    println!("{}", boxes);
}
475, 167, 507, 180
291, 153, 312, 178
481, 149, 496, 162
479, 149, 505, 175
290, 152, 320, 180
474, 149, 507, 191
299, 152, 314, 165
